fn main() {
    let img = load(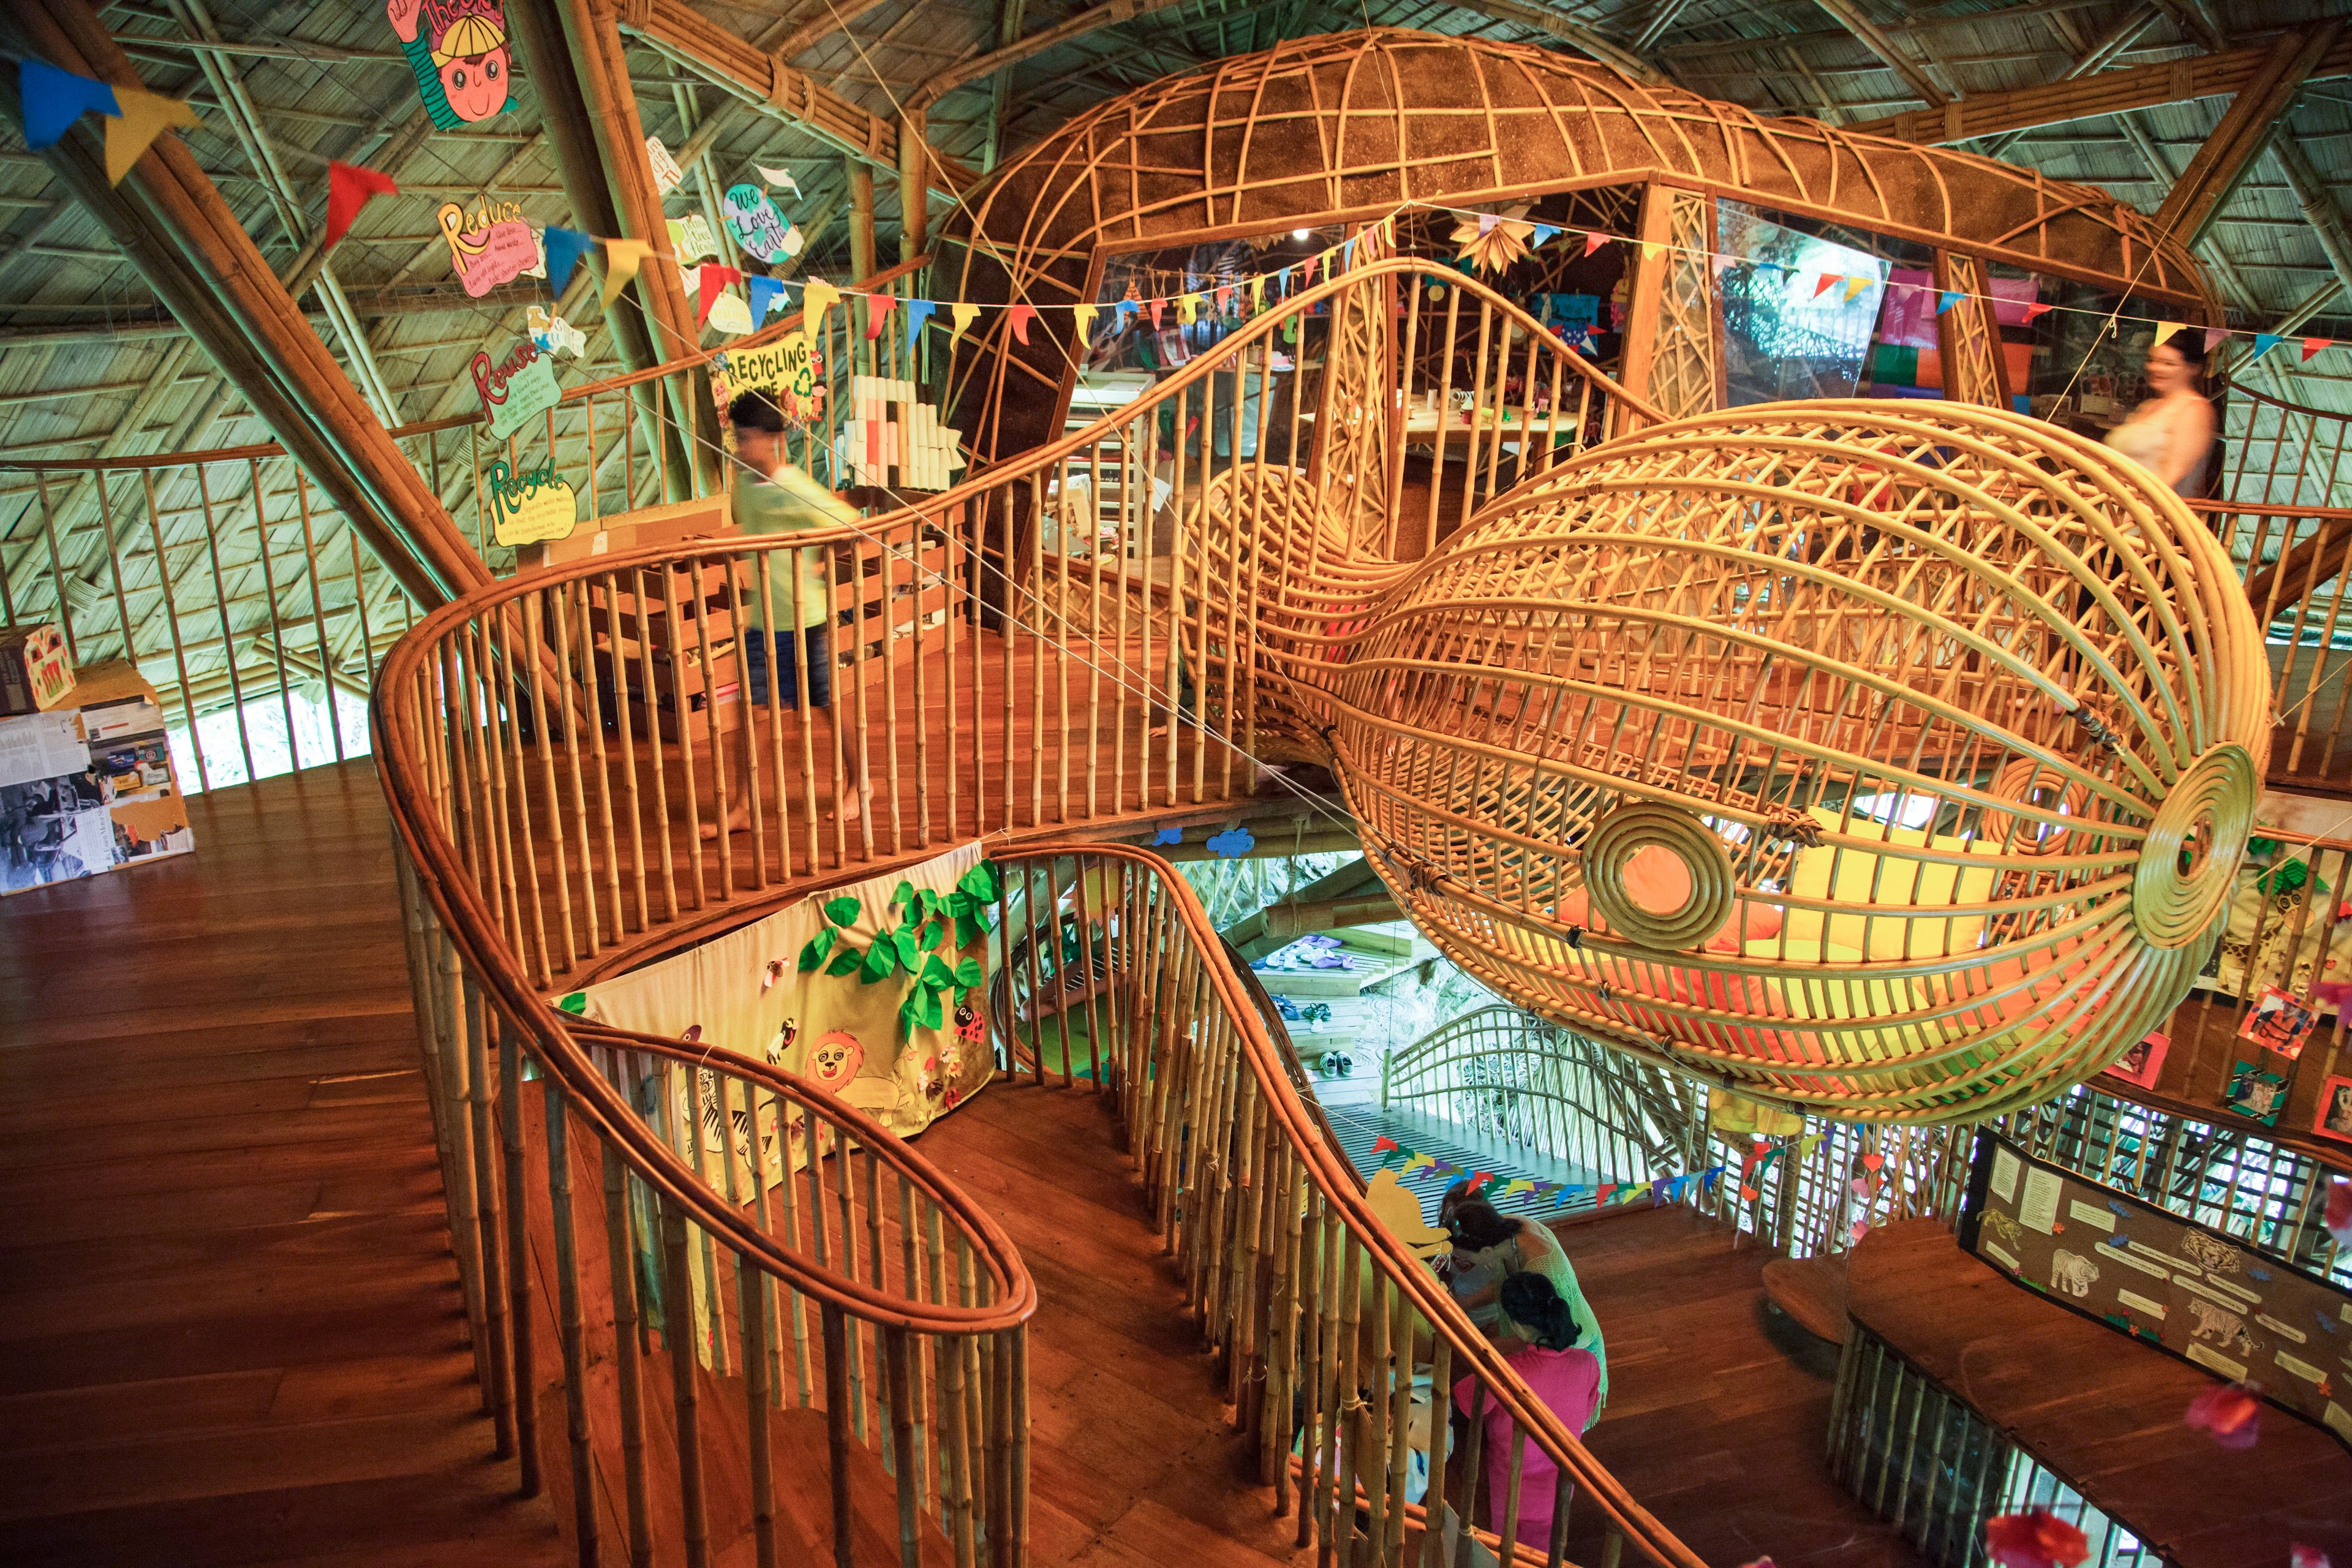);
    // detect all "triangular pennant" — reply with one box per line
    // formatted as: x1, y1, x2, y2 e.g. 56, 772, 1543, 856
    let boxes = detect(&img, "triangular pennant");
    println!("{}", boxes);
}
950, 301, 981, 343
18, 59, 119, 151
1403, 1152, 1436, 1173
1178, 293, 1198, 325
2252, 333, 2285, 361
1640, 240, 1661, 263
2304, 336, 2331, 362
696, 264, 742, 328
1148, 298, 1165, 330
1302, 252, 1320, 286
1937, 290, 1964, 315
1006, 303, 1035, 344
104, 88, 199, 185
2024, 301, 2054, 323
1502, 1178, 1534, 1197
2204, 326, 2230, 352
903, 298, 936, 358
1814, 273, 1839, 299
1532, 224, 1559, 249
1371, 1136, 1400, 1155
1595, 1183, 1617, 1204
1215, 284, 1232, 313
326, 161, 401, 252
541, 224, 594, 295
801, 277, 839, 325
1843, 274, 1869, 303
1711, 252, 1733, 277
1584, 232, 1609, 257
1072, 303, 1097, 342
747, 274, 785, 322
600, 239, 652, 306
1250, 276, 1264, 312
2152, 321, 2184, 348
862, 292, 895, 339
1476, 213, 1499, 236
